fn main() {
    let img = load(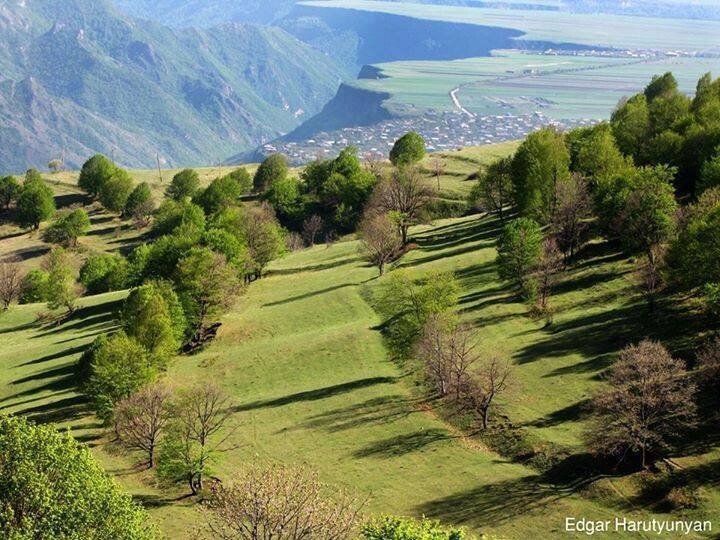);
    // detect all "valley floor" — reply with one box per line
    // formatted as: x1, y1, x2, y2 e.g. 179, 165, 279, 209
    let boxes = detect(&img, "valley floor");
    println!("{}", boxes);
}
2, 211, 719, 538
